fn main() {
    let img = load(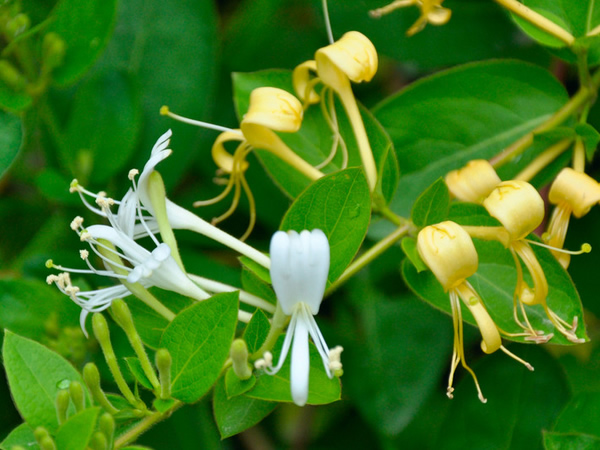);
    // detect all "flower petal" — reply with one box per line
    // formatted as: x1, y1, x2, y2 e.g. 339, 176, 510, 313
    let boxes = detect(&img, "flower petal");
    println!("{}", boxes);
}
290, 307, 310, 406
